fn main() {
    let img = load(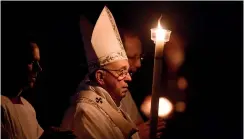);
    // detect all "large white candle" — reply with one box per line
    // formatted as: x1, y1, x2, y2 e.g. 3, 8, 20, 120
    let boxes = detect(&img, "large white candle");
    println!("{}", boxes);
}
149, 18, 171, 139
